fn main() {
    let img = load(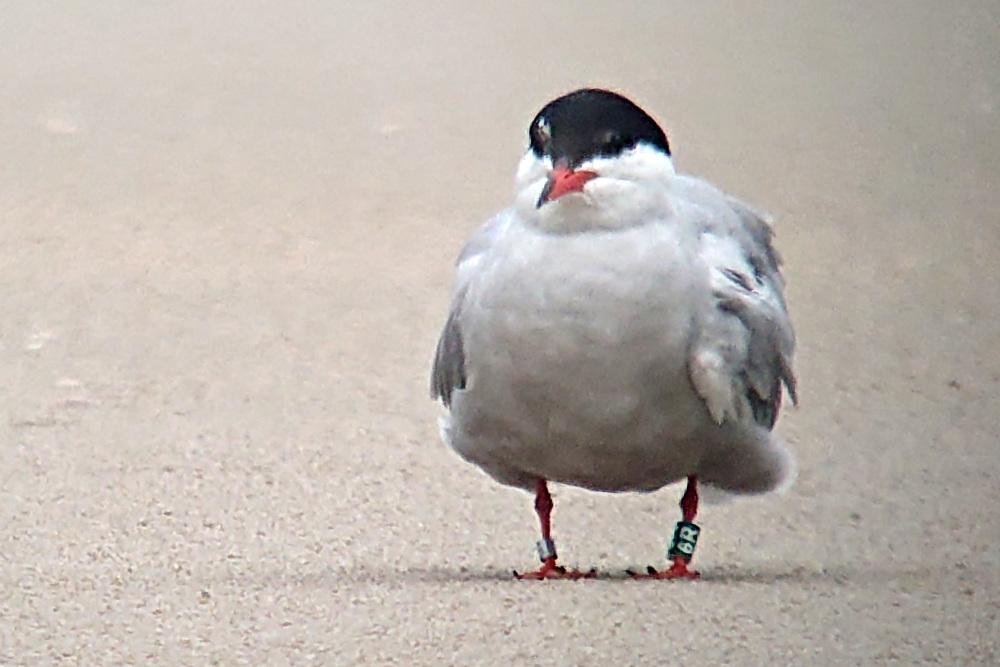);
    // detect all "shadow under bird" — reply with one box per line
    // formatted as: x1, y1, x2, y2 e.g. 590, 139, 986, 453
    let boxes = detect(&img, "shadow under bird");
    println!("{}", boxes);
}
430, 88, 797, 580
